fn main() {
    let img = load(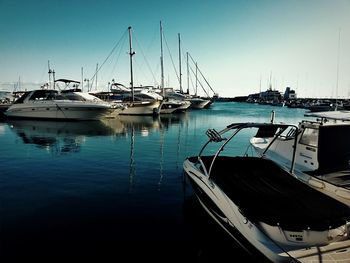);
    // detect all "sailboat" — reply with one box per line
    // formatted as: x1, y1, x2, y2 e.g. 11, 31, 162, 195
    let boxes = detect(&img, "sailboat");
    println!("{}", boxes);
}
185, 53, 211, 109
158, 22, 190, 114
116, 27, 162, 116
